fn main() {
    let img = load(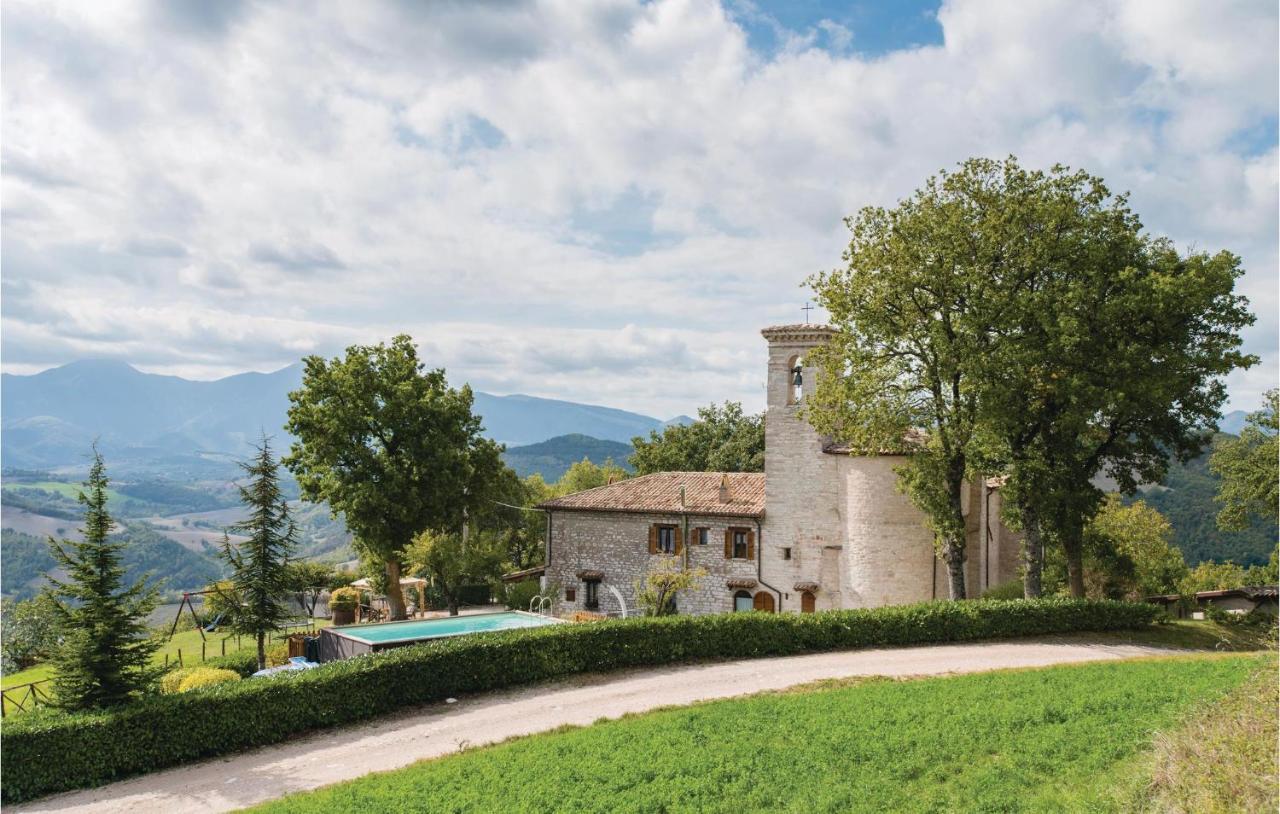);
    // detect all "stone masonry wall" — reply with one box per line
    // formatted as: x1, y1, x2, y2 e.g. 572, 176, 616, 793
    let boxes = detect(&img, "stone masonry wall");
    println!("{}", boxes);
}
838, 455, 940, 607
546, 510, 763, 617
760, 328, 846, 612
